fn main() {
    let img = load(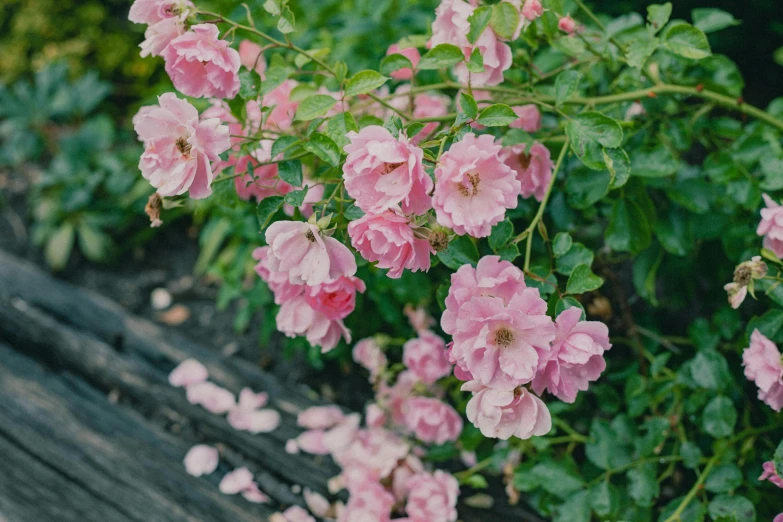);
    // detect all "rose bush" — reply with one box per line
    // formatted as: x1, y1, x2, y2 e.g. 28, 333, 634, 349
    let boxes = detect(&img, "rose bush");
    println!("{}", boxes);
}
130, 0, 783, 520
